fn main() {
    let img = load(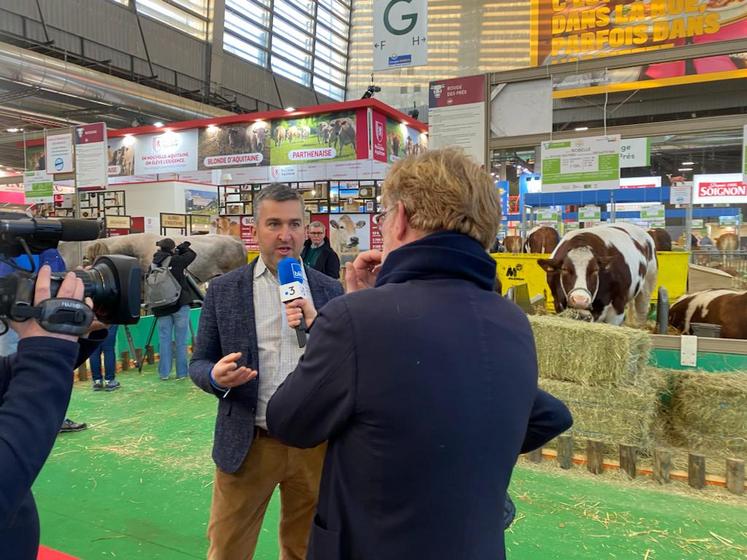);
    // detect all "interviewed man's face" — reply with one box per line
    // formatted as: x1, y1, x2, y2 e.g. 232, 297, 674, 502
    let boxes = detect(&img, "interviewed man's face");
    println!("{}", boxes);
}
253, 199, 305, 271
